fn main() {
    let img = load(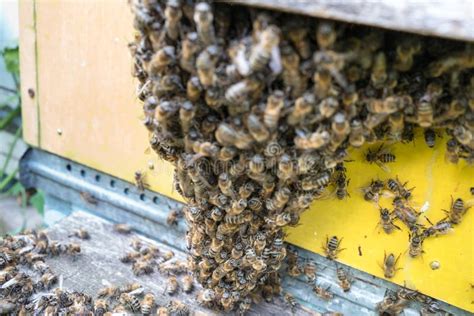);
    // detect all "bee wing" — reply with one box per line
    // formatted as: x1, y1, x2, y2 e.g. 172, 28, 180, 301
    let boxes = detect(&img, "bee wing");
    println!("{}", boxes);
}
1, 277, 19, 289
376, 161, 391, 173
129, 287, 144, 296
